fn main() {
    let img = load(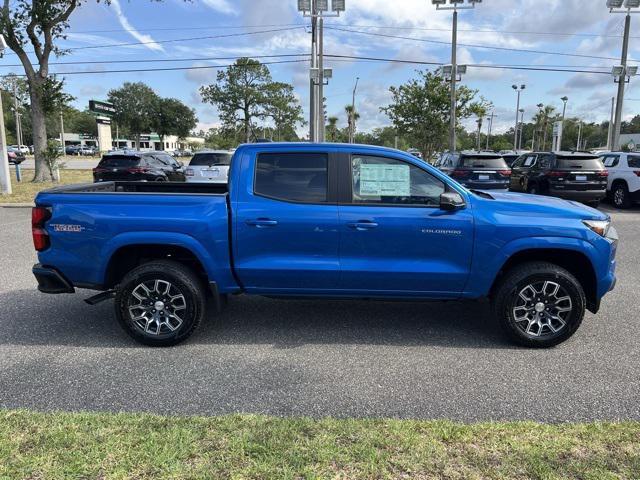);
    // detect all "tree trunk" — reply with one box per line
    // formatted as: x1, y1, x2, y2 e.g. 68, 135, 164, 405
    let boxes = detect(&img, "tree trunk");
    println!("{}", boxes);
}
30, 80, 53, 183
